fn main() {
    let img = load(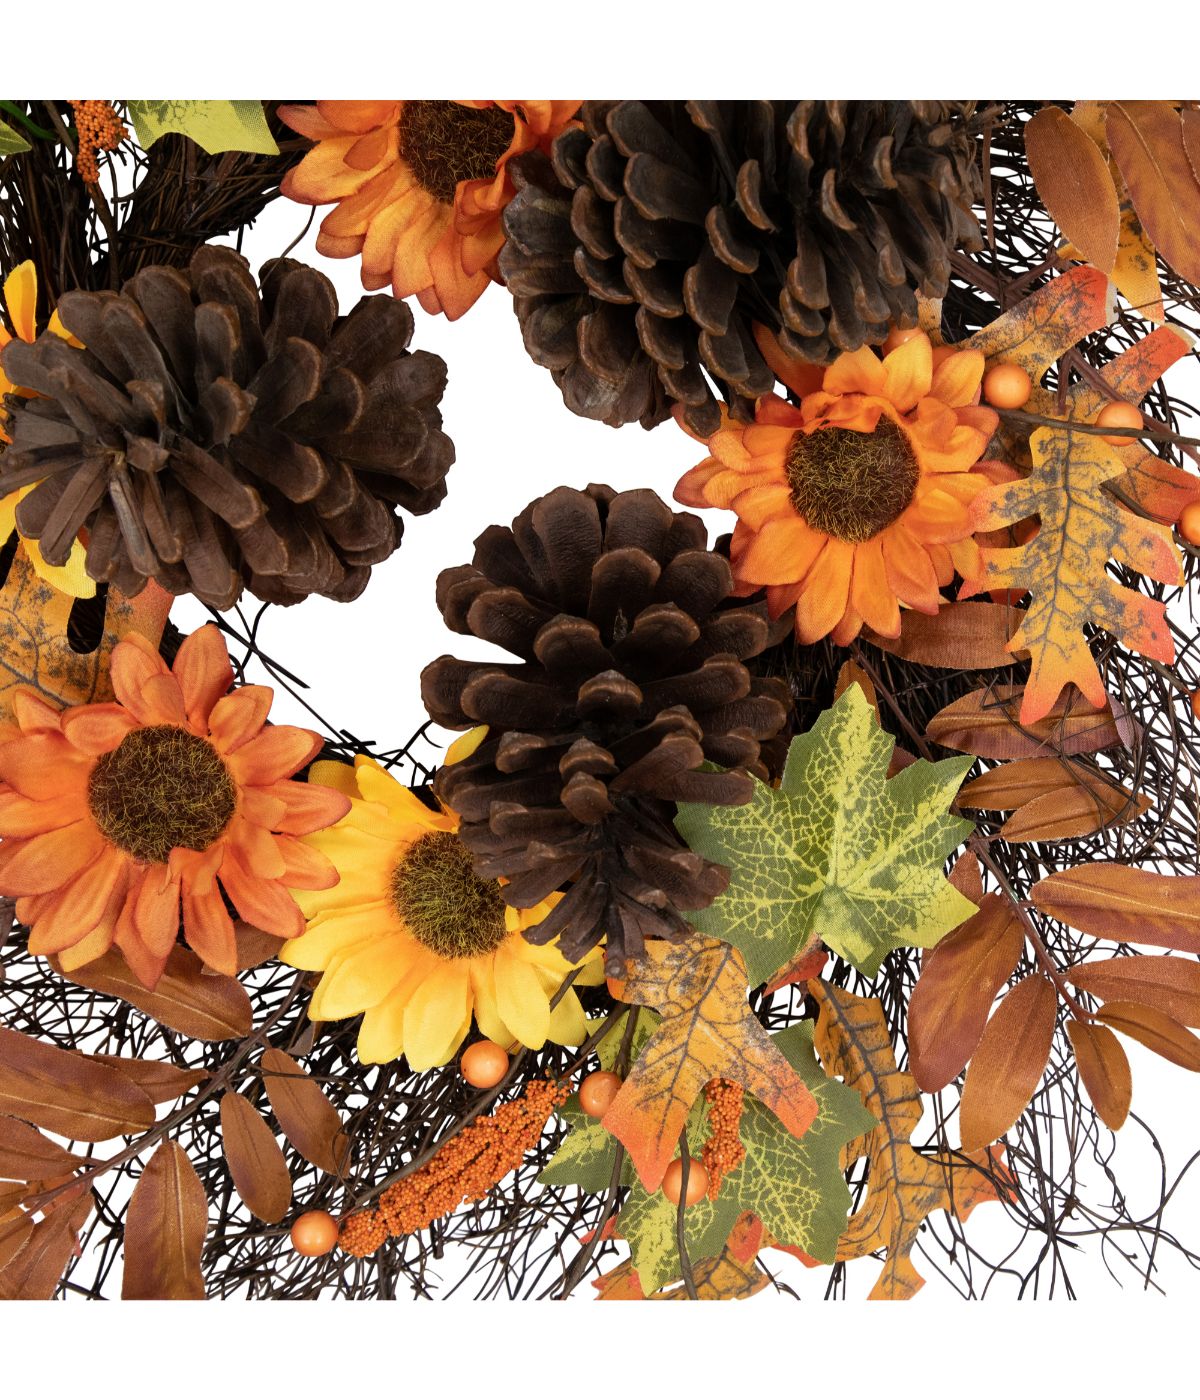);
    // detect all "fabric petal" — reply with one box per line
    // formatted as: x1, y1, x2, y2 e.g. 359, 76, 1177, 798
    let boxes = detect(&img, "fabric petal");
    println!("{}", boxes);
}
173, 624, 234, 730
492, 944, 551, 1050
402, 963, 472, 1069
